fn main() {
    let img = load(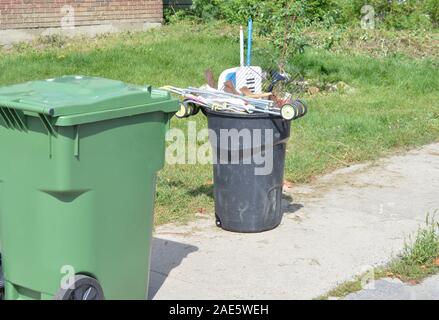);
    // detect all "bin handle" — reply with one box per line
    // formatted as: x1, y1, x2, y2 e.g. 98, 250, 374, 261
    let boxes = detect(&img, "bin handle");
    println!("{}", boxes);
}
0, 99, 53, 116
